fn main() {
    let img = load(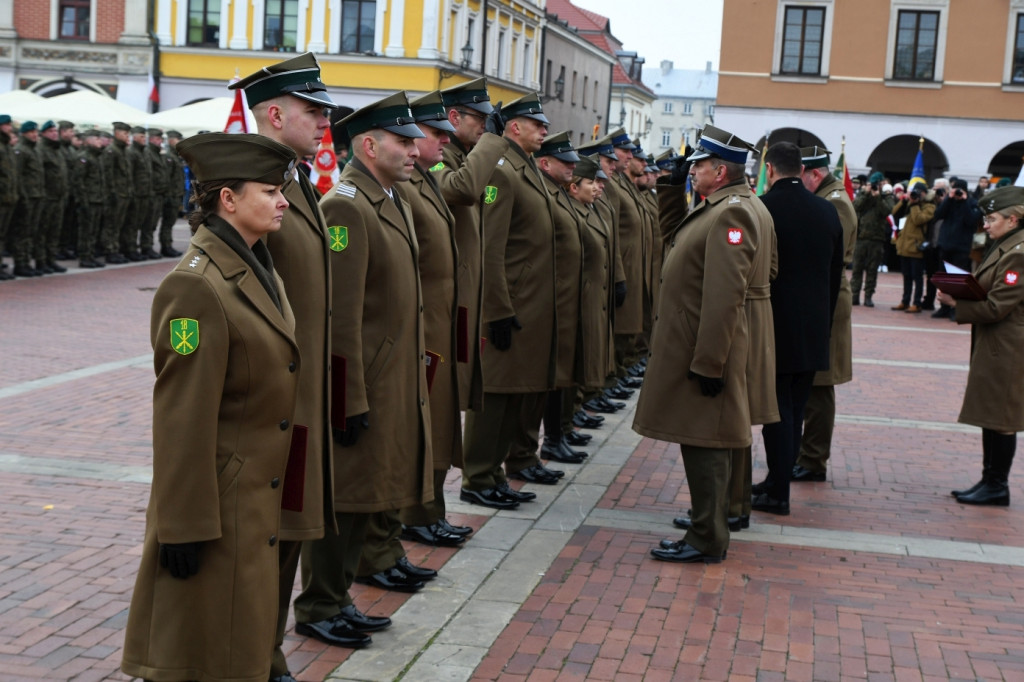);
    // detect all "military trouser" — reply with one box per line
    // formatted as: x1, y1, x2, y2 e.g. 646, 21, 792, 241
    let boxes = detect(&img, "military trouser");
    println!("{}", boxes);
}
95, 198, 118, 256
9, 199, 43, 268
295, 511, 370, 624
77, 201, 103, 260
850, 239, 886, 297
0, 201, 15, 261
136, 196, 157, 251
356, 510, 405, 576
106, 197, 130, 256
36, 197, 65, 265
400, 468, 448, 527
121, 197, 143, 254
796, 385, 836, 474
60, 195, 77, 255
504, 390, 546, 474
560, 386, 577, 437
159, 197, 180, 250
614, 333, 639, 377
462, 392, 525, 490
271, 539, 303, 677
679, 445, 732, 557
727, 445, 752, 519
